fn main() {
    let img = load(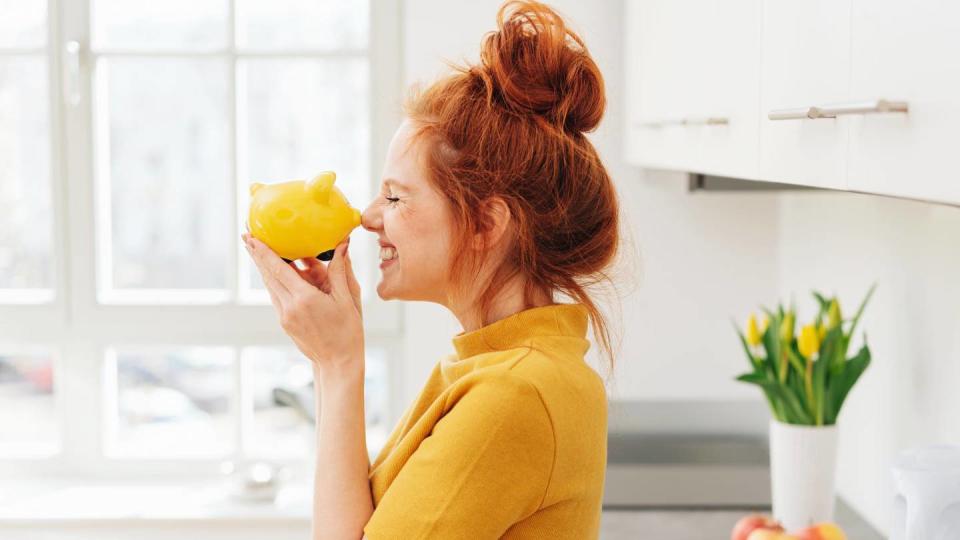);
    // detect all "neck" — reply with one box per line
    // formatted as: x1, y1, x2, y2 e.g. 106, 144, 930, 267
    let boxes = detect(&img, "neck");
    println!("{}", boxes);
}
448, 272, 554, 333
